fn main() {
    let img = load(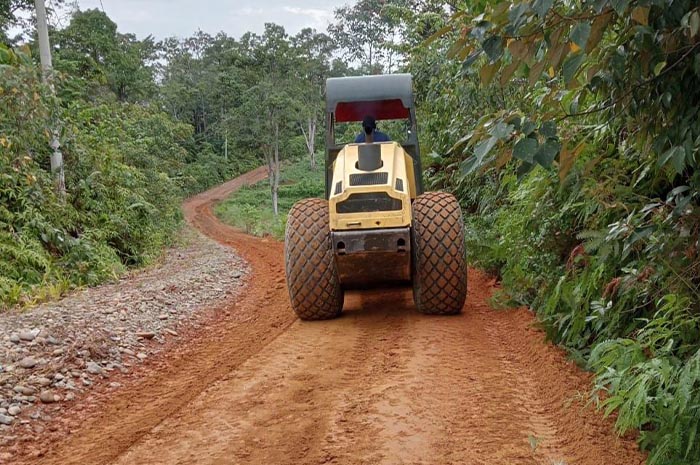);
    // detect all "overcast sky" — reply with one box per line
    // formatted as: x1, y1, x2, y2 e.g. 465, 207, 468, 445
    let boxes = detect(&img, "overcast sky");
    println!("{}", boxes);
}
60, 0, 350, 39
